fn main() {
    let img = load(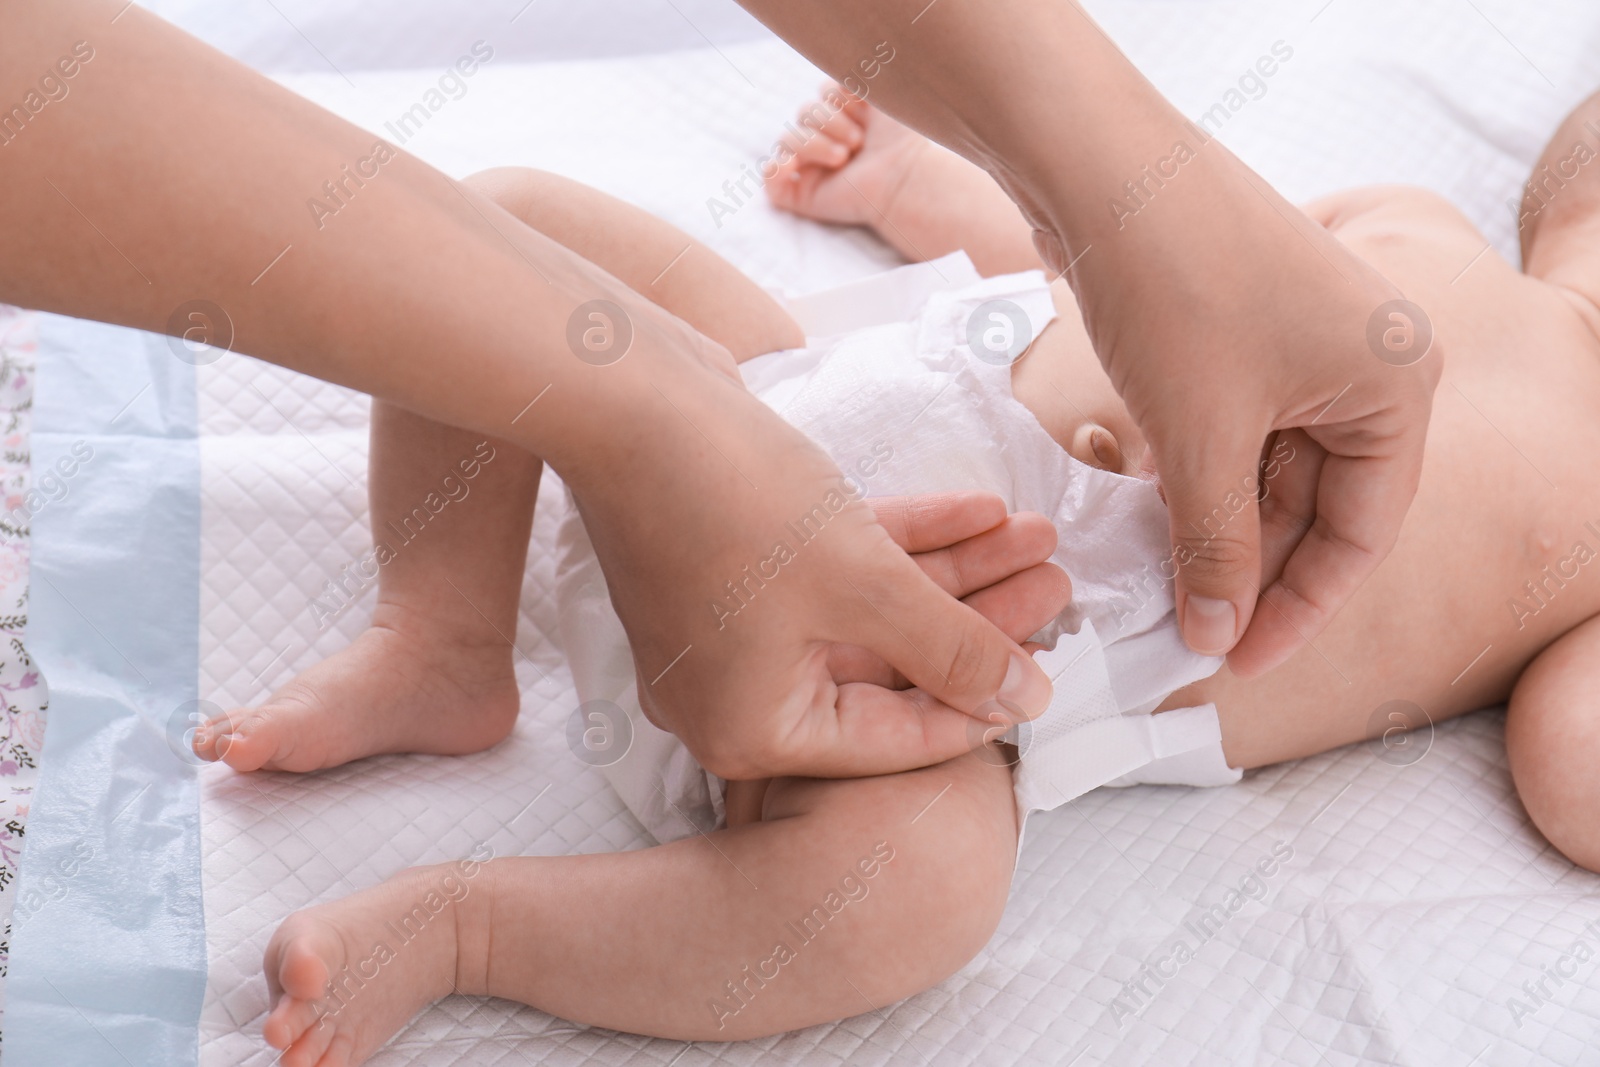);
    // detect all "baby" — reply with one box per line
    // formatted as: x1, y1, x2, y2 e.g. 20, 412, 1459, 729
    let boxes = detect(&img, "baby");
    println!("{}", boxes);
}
201, 84, 1600, 1066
